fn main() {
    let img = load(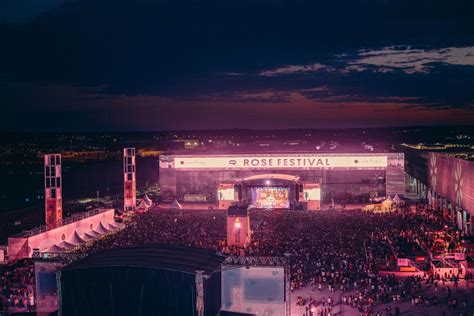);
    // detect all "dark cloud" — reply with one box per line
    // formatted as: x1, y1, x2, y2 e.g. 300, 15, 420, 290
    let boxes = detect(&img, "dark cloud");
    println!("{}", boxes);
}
0, 0, 473, 130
